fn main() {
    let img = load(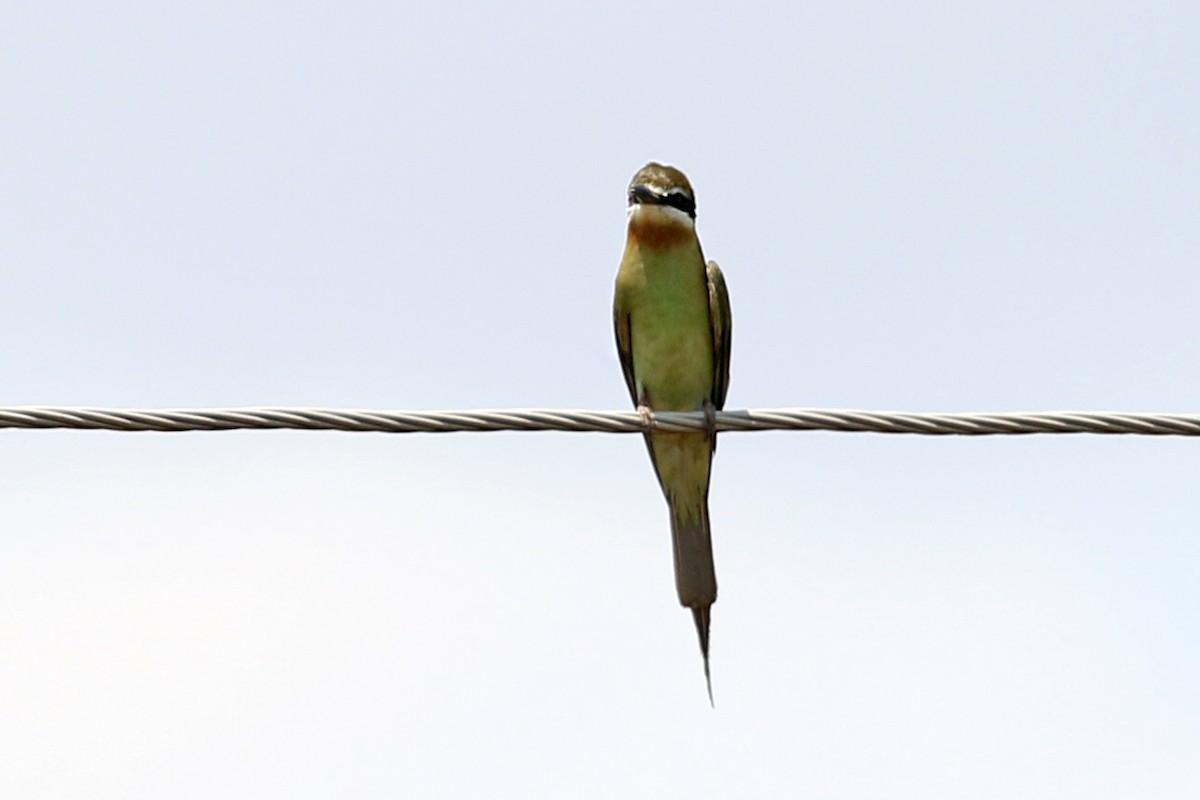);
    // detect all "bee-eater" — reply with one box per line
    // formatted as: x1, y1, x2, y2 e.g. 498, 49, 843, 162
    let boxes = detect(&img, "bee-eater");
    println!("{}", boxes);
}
613, 162, 732, 701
